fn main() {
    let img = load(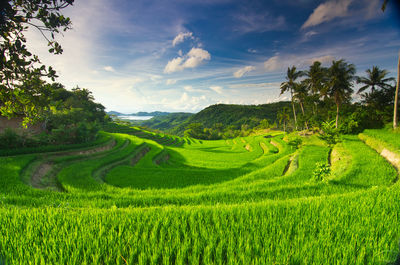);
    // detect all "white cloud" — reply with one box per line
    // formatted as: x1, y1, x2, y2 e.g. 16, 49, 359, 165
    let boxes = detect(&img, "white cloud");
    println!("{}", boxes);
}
263, 53, 335, 72
184, 85, 195, 92
164, 47, 211, 73
164, 57, 185, 73
103, 66, 115, 72
210, 85, 223, 94
229, 82, 281, 90
302, 0, 353, 29
180, 92, 189, 102
305, 31, 318, 38
166, 79, 177, 85
247, 48, 257, 53
148, 74, 162, 81
301, 0, 381, 30
233, 66, 256, 78
183, 48, 211, 68
183, 85, 208, 93
172, 32, 194, 46
264, 56, 285, 72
